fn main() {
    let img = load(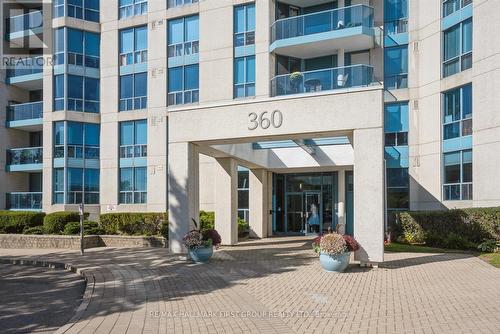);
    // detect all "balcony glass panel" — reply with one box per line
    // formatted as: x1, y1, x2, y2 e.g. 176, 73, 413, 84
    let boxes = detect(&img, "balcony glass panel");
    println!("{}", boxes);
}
271, 64, 373, 97
7, 56, 44, 78
271, 5, 374, 43
7, 102, 43, 121
7, 147, 43, 165
7, 192, 42, 210
8, 10, 43, 34
384, 18, 408, 35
